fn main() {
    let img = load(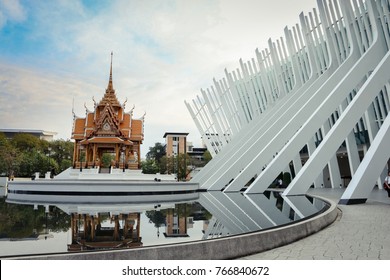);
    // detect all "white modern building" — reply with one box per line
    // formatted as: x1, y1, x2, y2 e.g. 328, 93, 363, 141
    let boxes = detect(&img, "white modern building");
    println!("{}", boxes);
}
186, 0, 390, 204
0, 129, 57, 142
